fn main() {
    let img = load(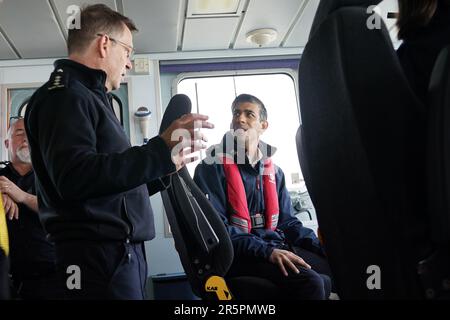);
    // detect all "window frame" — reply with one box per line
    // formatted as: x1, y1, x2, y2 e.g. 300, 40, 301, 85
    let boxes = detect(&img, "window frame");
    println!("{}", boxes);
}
172, 68, 301, 124
169, 67, 318, 230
